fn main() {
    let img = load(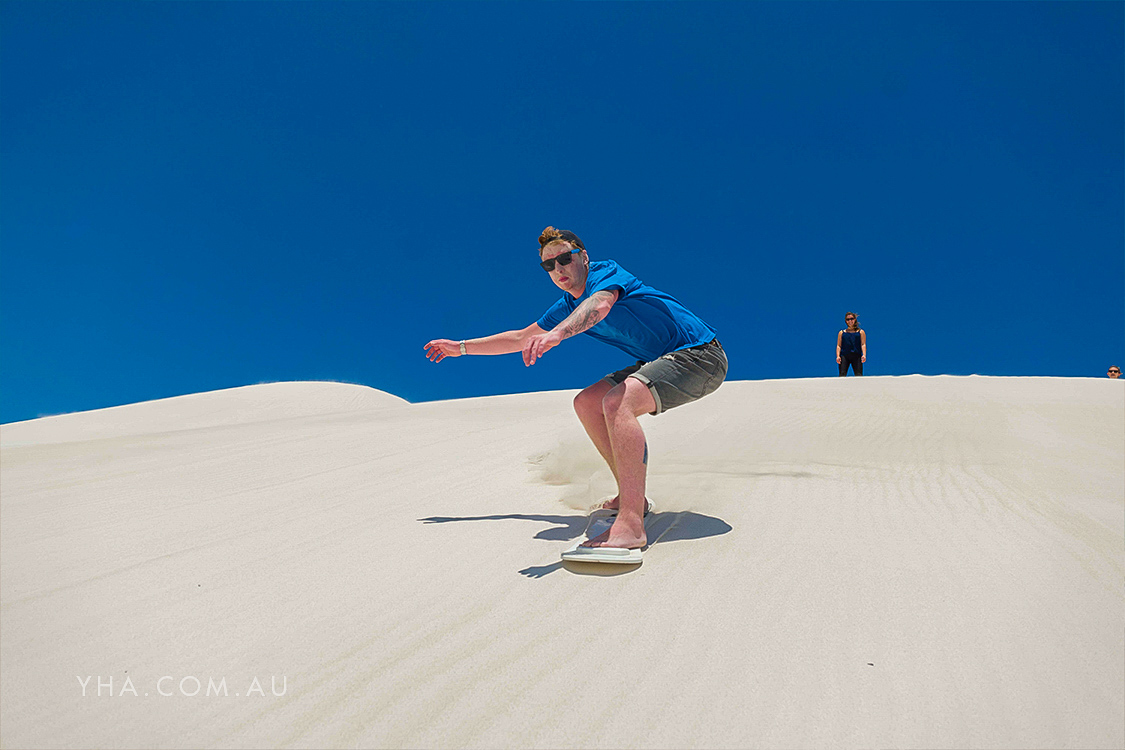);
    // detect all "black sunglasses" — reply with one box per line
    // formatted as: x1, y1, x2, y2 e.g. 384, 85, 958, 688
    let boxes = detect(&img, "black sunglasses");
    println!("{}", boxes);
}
540, 250, 580, 272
